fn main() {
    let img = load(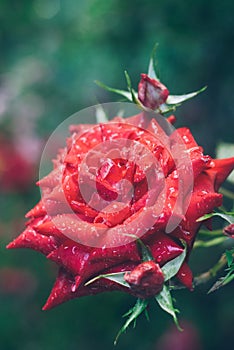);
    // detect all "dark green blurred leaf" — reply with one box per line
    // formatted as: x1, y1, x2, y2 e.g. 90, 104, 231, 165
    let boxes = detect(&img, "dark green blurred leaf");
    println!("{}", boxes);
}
114, 298, 148, 345
208, 249, 234, 293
